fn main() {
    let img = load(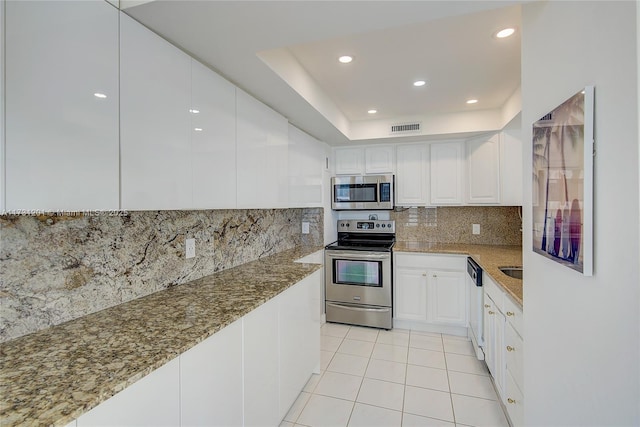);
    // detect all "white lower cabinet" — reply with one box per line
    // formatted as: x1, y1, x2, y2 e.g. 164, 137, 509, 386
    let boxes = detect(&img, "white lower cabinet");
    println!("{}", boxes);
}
278, 270, 321, 419
180, 319, 243, 427
77, 357, 181, 426
483, 291, 505, 397
243, 296, 280, 427
394, 253, 467, 334
503, 298, 524, 426
482, 272, 524, 426
394, 267, 429, 321
71, 271, 320, 427
427, 270, 467, 326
